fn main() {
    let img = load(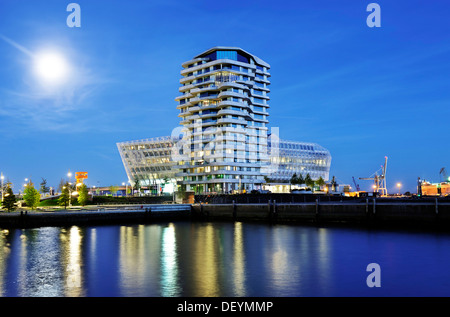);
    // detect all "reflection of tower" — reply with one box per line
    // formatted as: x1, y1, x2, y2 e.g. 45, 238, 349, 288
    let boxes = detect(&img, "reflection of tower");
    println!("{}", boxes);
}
192, 223, 220, 296
118, 225, 162, 296
64, 226, 83, 296
161, 224, 180, 296
232, 222, 246, 296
